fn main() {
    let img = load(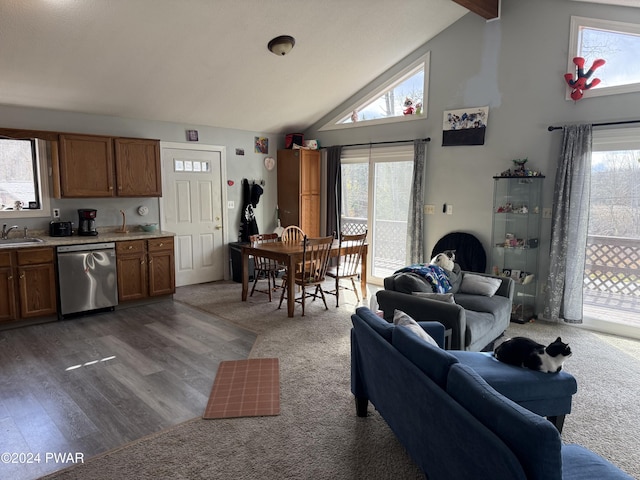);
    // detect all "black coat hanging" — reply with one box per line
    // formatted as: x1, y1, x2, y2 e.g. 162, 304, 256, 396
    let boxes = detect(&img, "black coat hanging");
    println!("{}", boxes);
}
239, 179, 259, 242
